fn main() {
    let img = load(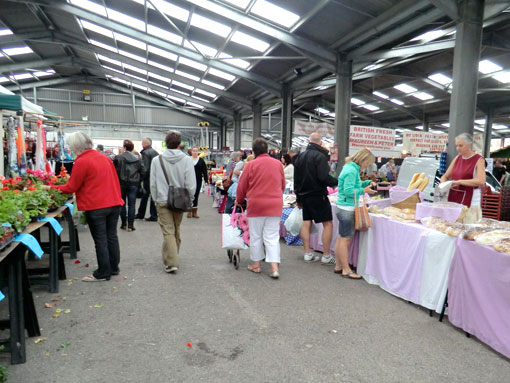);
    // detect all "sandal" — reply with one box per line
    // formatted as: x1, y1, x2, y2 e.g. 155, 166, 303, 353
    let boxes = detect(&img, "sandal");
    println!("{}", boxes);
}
82, 275, 109, 282
247, 265, 261, 274
341, 271, 362, 280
